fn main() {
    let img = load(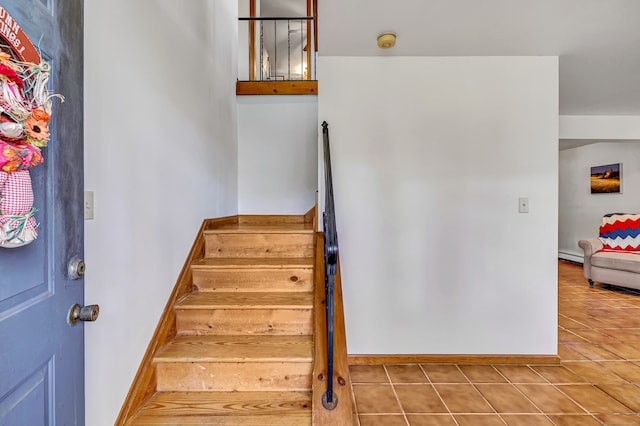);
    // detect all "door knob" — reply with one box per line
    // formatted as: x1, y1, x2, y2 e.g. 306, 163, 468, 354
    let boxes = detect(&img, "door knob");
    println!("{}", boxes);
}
68, 303, 99, 325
